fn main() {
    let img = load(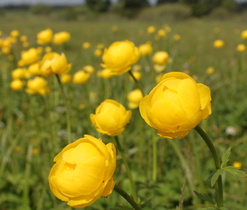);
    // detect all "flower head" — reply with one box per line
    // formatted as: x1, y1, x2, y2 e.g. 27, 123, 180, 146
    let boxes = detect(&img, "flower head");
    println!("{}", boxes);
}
139, 72, 212, 139
90, 99, 132, 136
18, 48, 40, 67
53, 31, 70, 45
213, 40, 224, 48
26, 76, 50, 95
102, 40, 139, 75
49, 135, 116, 208
138, 42, 153, 56
37, 28, 53, 45
127, 89, 143, 109
40, 52, 71, 76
